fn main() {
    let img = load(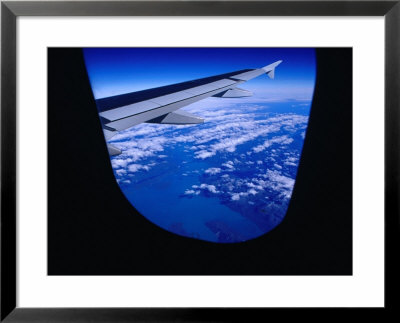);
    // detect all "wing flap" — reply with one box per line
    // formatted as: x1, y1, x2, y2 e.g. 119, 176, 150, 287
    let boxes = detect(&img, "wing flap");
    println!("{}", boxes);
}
107, 144, 122, 156
213, 87, 252, 98
148, 110, 204, 125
